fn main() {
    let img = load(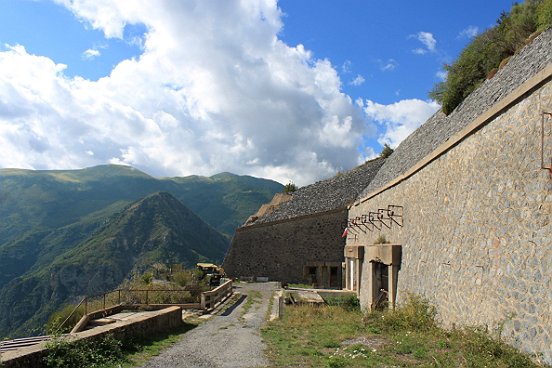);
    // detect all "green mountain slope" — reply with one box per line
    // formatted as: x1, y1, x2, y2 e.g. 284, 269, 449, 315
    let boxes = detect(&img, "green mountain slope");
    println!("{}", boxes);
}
0, 165, 282, 242
0, 192, 228, 338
